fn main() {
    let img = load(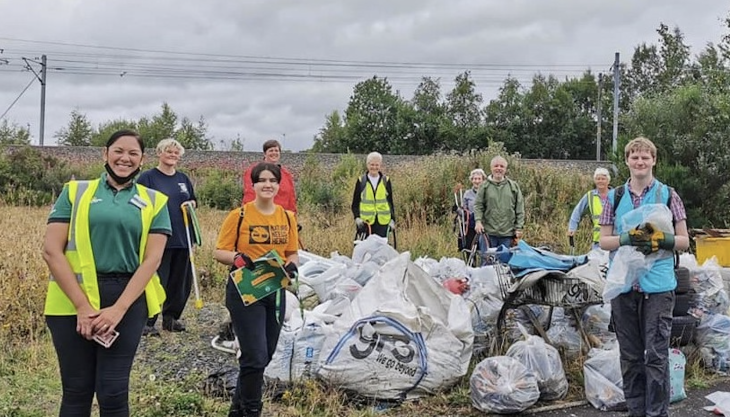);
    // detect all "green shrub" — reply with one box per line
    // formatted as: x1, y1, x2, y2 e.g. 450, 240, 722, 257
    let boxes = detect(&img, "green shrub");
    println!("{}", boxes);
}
298, 154, 345, 213
195, 169, 242, 210
331, 152, 362, 184
0, 146, 87, 205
